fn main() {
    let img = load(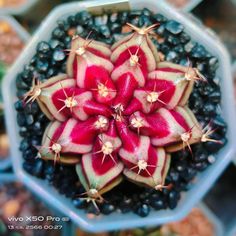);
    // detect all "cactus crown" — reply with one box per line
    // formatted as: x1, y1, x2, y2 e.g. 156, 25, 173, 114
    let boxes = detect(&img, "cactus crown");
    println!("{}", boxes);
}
24, 20, 219, 211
